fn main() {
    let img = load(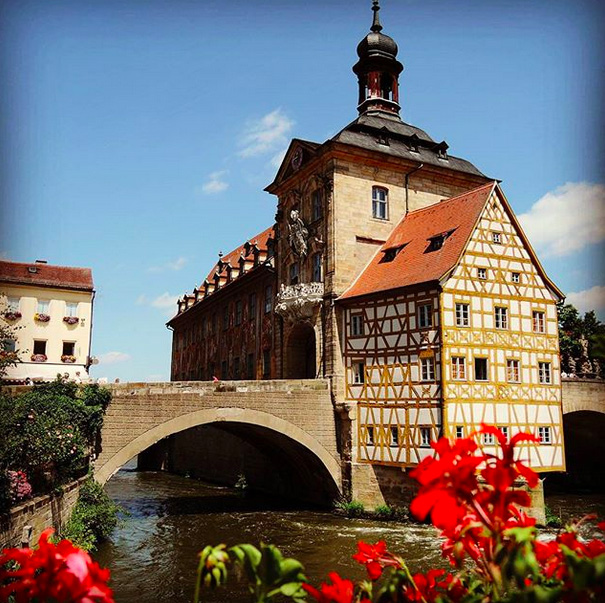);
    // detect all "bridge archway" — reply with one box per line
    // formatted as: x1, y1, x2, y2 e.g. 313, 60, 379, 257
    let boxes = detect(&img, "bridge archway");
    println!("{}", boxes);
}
95, 407, 341, 502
